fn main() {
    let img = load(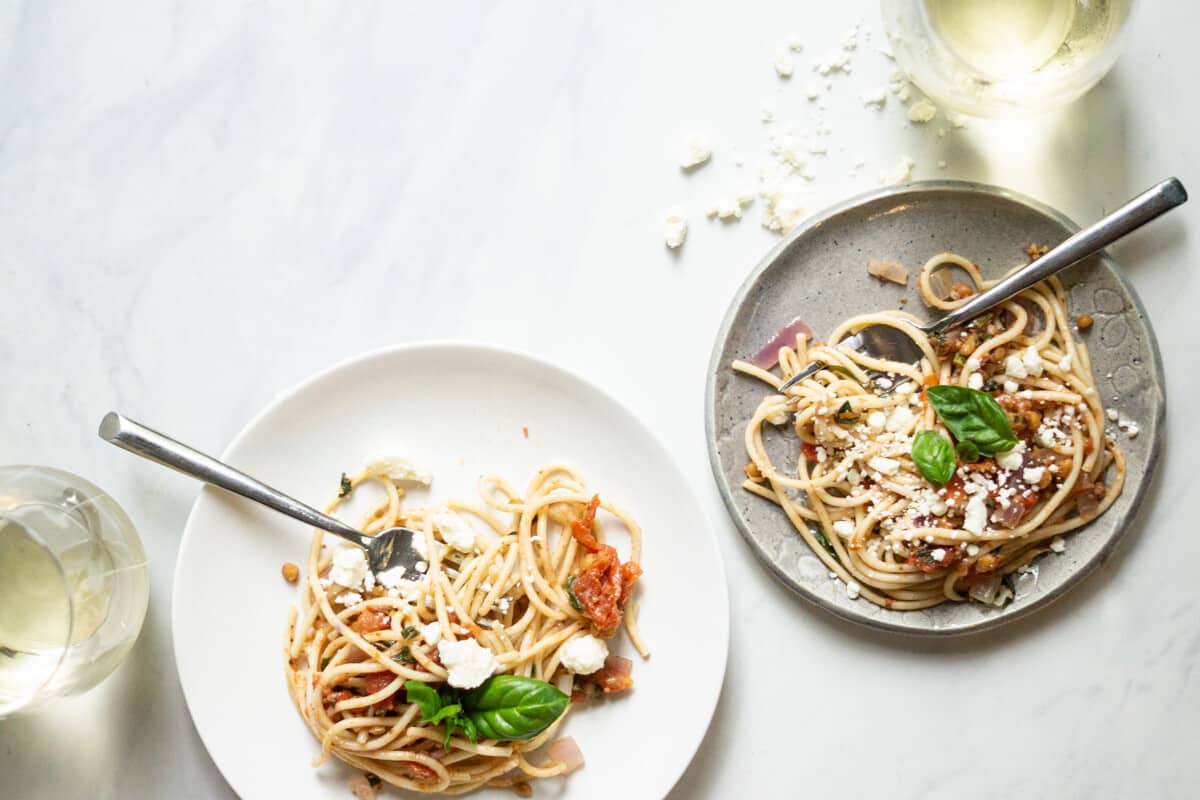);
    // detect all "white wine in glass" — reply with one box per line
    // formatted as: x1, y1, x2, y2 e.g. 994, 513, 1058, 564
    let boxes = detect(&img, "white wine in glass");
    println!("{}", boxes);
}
0, 466, 148, 717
